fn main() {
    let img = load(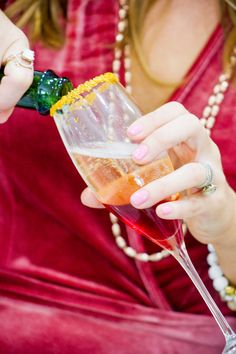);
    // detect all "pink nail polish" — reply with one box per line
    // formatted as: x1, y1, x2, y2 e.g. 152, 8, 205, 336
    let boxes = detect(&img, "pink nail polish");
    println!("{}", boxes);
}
131, 190, 149, 206
133, 145, 148, 160
160, 205, 173, 215
127, 124, 142, 136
